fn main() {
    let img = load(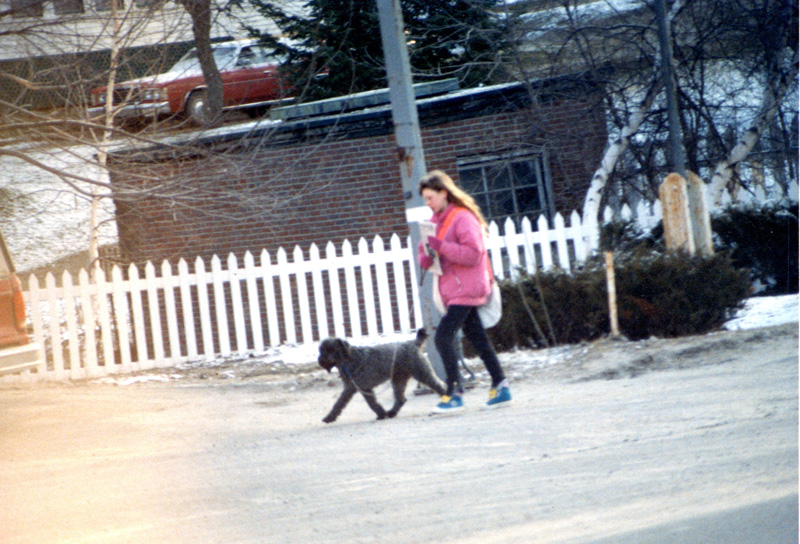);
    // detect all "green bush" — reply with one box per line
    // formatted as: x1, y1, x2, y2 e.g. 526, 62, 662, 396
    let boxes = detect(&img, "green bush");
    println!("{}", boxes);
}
600, 203, 799, 295
488, 250, 750, 351
711, 203, 798, 295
